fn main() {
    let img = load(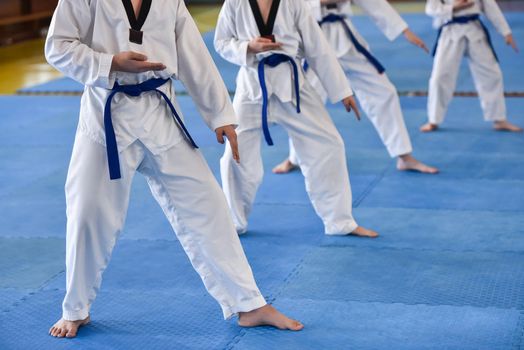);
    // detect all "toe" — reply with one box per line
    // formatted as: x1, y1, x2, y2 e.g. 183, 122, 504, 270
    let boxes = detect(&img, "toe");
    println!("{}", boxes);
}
66, 328, 78, 338
58, 328, 68, 338
290, 320, 304, 331
422, 165, 439, 174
